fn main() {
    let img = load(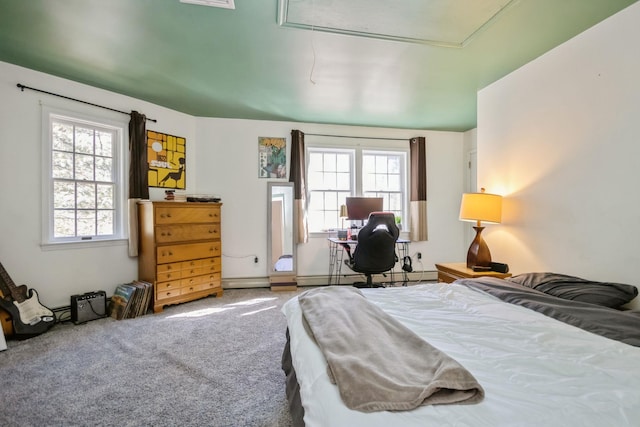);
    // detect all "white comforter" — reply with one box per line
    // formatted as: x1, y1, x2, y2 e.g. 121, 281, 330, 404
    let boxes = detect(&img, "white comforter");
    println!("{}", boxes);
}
282, 283, 640, 427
